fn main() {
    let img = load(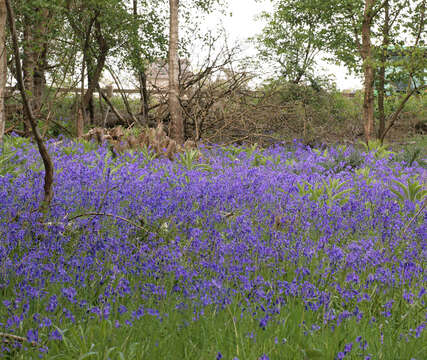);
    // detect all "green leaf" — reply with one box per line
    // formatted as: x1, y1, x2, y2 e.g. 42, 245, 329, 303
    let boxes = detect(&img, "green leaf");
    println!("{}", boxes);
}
78, 352, 99, 360
302, 348, 324, 359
